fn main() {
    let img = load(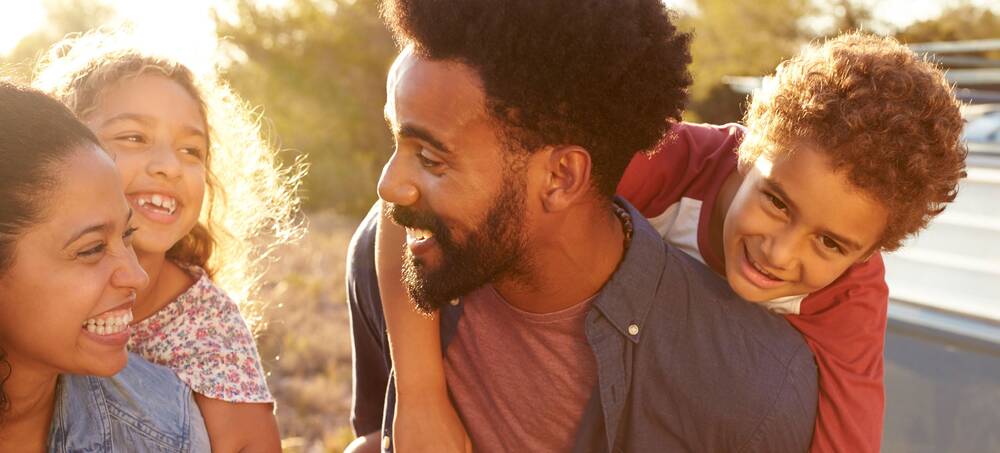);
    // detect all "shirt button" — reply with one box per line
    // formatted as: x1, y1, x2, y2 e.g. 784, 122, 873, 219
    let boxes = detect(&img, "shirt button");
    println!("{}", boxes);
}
628, 323, 640, 336
382, 435, 391, 451
450, 299, 460, 306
